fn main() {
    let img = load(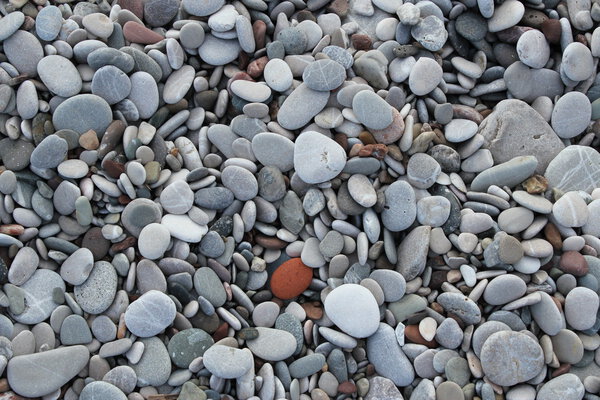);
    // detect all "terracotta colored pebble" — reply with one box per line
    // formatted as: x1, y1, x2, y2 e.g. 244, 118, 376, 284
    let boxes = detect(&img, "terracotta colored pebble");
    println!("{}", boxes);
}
559, 251, 589, 277
79, 129, 99, 150
123, 21, 164, 44
351, 34, 372, 50
118, 0, 144, 19
247, 56, 269, 78
541, 18, 561, 44
270, 258, 313, 300
301, 301, 324, 320
253, 20, 267, 50
404, 325, 438, 348
544, 222, 563, 250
